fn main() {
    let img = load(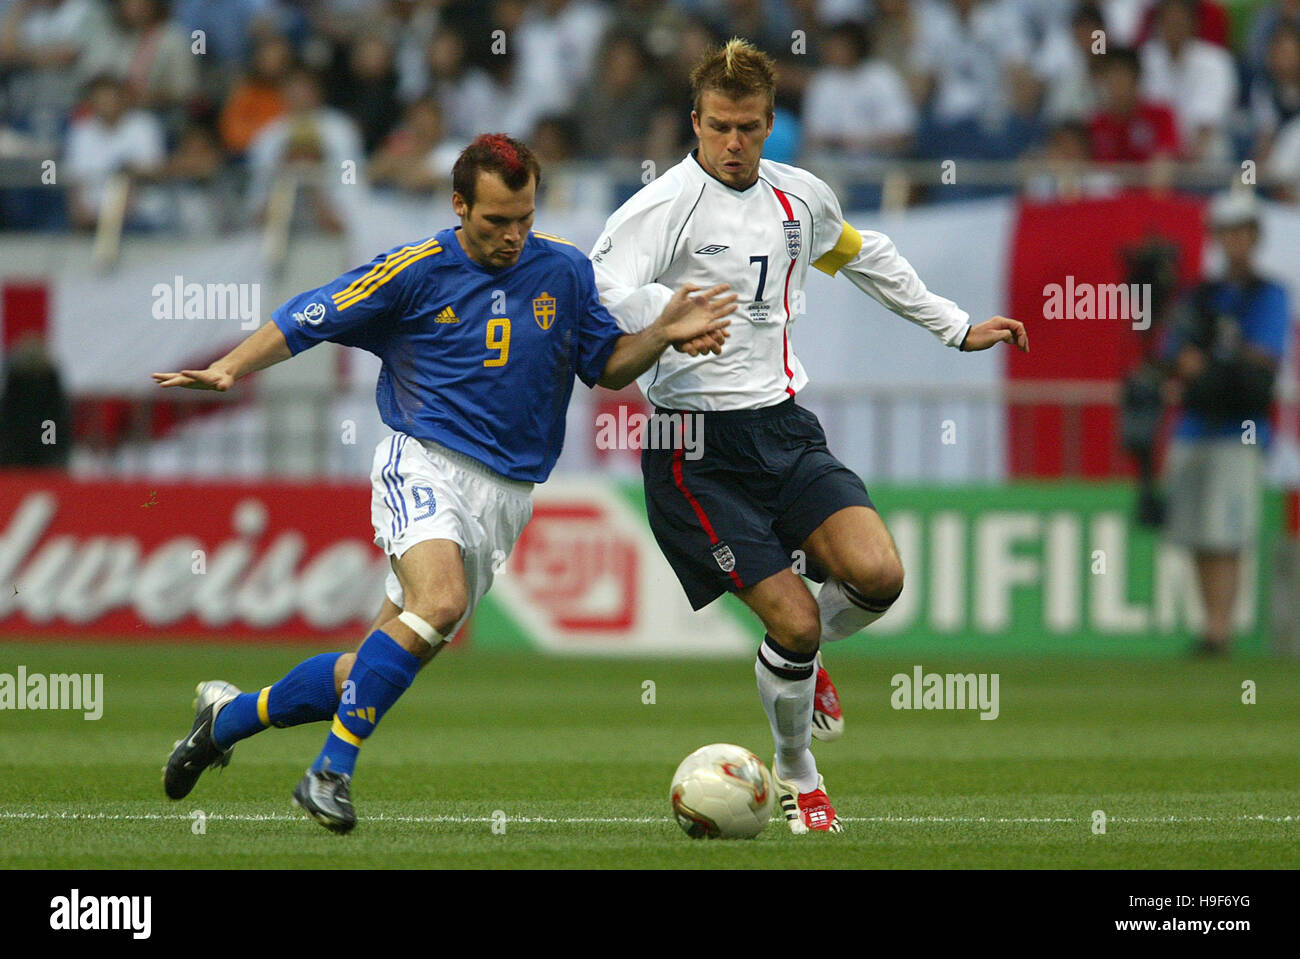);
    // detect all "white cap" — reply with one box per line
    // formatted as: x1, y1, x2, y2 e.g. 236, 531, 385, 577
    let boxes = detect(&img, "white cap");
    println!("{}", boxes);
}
1209, 191, 1261, 229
